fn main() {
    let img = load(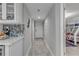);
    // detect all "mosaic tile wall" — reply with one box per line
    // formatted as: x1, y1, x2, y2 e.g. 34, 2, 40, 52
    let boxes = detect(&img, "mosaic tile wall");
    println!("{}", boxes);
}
3, 24, 24, 37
